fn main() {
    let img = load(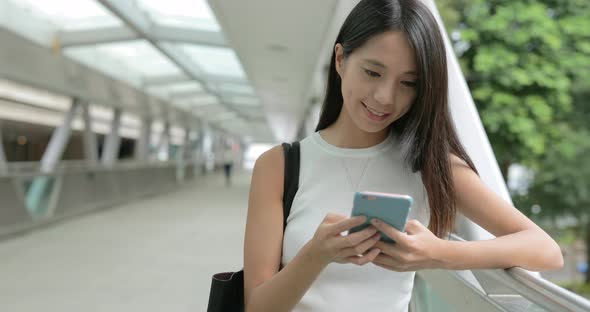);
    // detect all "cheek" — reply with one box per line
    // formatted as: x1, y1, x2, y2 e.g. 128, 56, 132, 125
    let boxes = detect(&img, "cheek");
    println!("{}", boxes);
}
344, 78, 370, 104
341, 81, 354, 103
396, 95, 416, 117
341, 79, 362, 109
